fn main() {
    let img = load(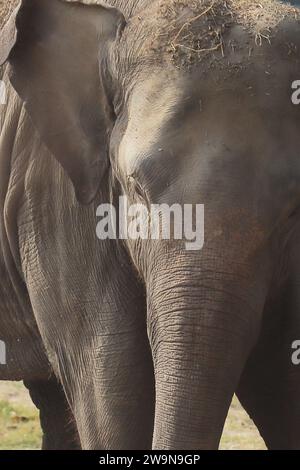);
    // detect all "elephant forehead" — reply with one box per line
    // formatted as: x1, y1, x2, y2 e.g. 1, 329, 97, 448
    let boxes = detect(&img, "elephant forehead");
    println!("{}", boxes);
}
123, 0, 300, 70
117, 74, 185, 176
